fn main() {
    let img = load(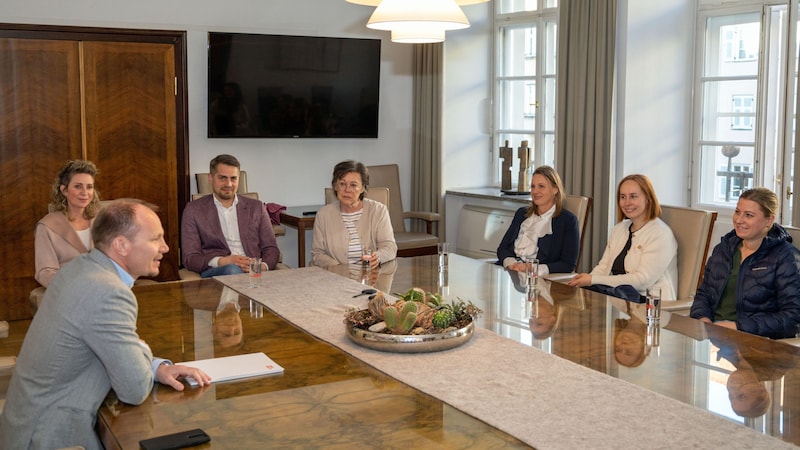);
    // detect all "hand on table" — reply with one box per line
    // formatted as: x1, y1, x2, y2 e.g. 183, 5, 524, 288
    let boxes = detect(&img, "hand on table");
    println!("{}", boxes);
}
156, 364, 212, 391
506, 262, 527, 273
220, 255, 251, 271
568, 273, 591, 287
